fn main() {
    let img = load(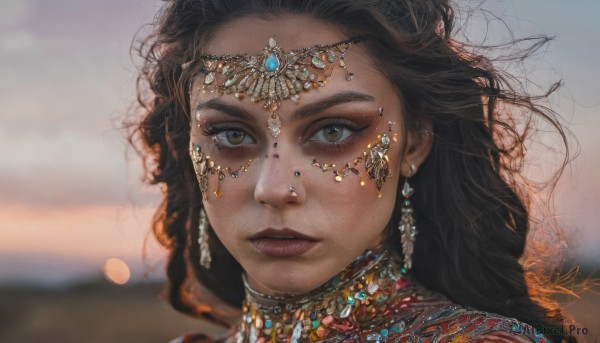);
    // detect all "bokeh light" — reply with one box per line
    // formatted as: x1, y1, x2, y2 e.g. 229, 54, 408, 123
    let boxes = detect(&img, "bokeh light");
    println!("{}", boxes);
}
103, 258, 131, 285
